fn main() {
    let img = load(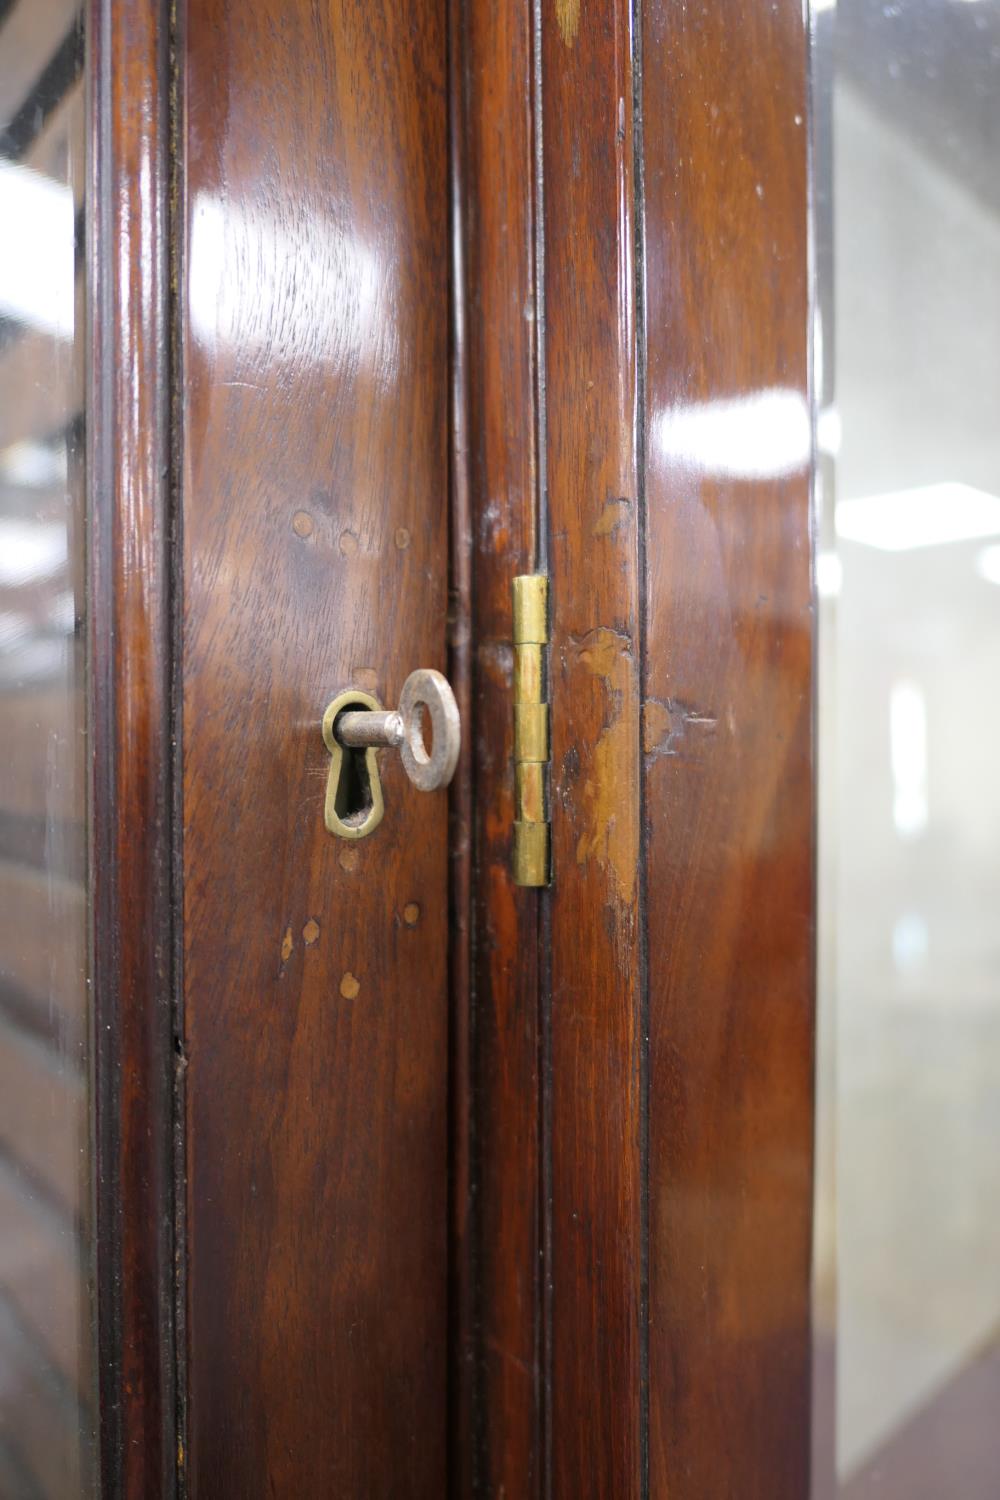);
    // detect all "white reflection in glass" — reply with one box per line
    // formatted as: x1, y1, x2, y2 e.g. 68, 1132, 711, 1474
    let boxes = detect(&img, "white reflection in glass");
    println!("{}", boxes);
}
817, 404, 842, 458
0, 519, 69, 587
0, 610, 31, 651
892, 911, 928, 974
816, 549, 843, 598
0, 439, 68, 489
651, 386, 811, 480
975, 542, 1000, 586
889, 678, 928, 839
0, 163, 75, 338
837, 482, 1000, 551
